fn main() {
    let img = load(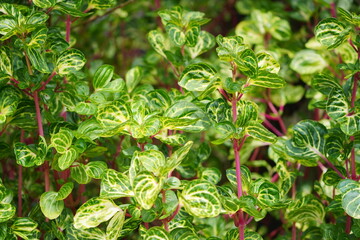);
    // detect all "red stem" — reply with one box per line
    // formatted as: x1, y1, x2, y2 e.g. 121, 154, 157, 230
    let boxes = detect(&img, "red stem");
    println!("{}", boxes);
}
17, 165, 23, 217
345, 215, 351, 234
330, 2, 337, 18
66, 15, 71, 43
263, 120, 283, 136
37, 71, 57, 92
350, 136, 356, 180
312, 147, 346, 179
